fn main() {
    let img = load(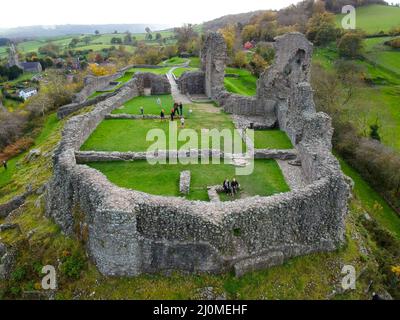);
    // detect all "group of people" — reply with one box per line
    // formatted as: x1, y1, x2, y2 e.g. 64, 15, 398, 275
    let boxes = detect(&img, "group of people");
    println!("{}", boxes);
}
223, 178, 240, 196
160, 102, 185, 127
